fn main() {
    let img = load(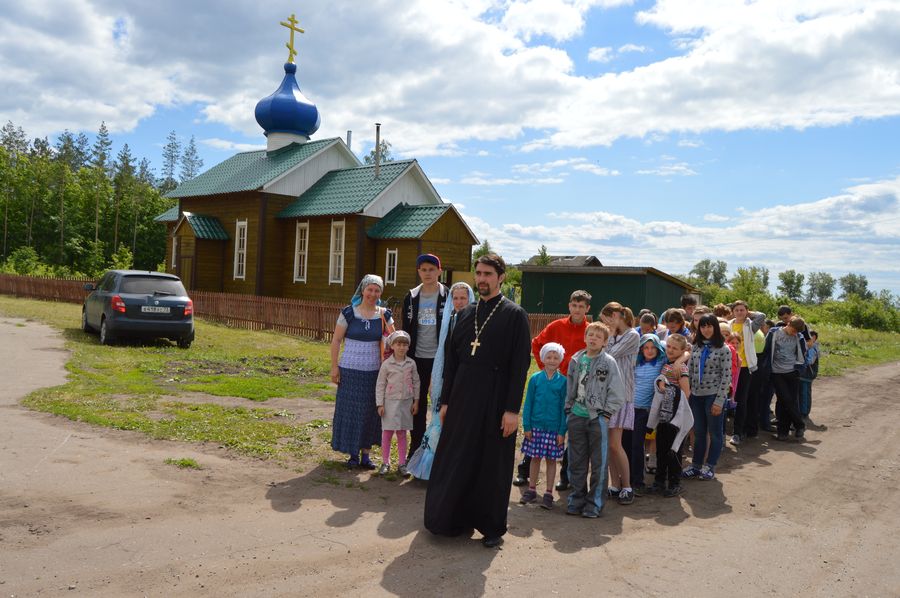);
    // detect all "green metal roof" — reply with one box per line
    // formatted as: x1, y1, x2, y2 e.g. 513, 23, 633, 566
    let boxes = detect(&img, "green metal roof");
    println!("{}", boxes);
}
165, 138, 338, 199
154, 206, 179, 222
277, 160, 414, 218
182, 213, 229, 240
367, 203, 449, 239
